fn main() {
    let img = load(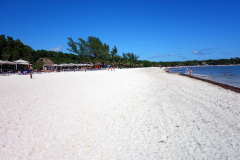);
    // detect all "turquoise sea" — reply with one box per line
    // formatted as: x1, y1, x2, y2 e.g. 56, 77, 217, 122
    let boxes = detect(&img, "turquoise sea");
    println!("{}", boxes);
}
167, 65, 240, 88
